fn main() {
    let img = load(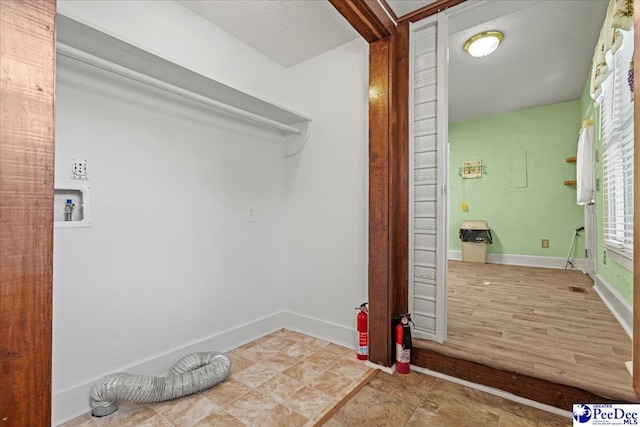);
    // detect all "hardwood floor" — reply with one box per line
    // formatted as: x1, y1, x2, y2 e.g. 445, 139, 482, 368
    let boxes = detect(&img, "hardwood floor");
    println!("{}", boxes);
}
414, 261, 635, 402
